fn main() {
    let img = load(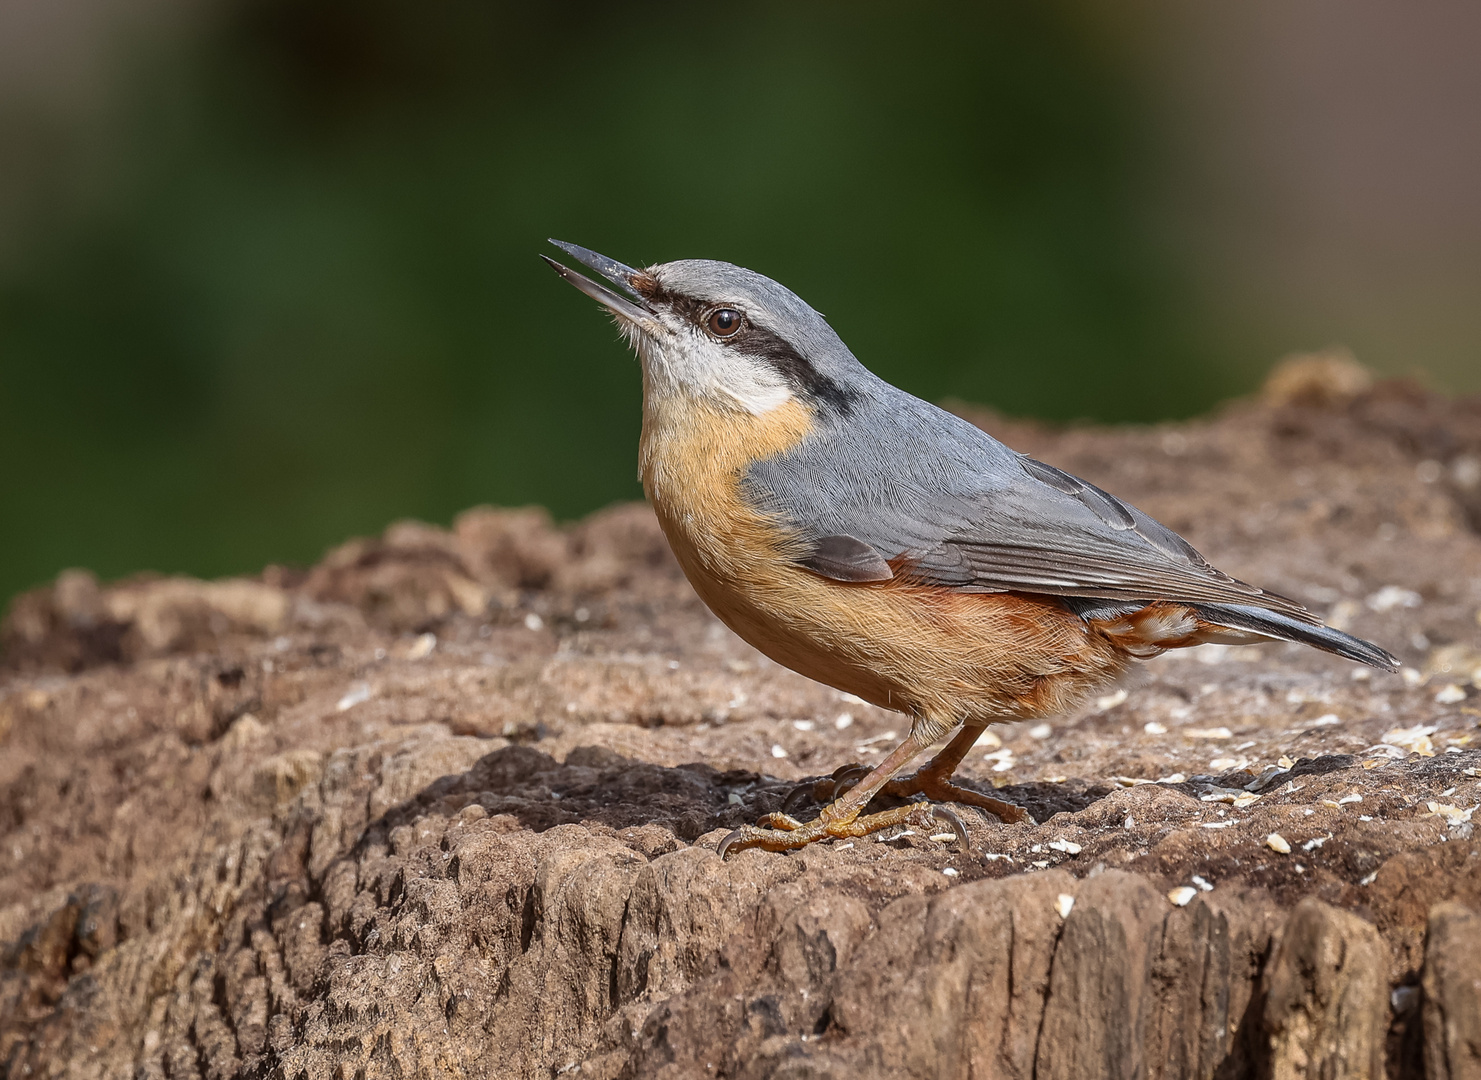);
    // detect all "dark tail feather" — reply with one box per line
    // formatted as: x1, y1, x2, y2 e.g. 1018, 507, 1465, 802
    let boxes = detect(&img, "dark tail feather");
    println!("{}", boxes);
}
1191, 602, 1400, 672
